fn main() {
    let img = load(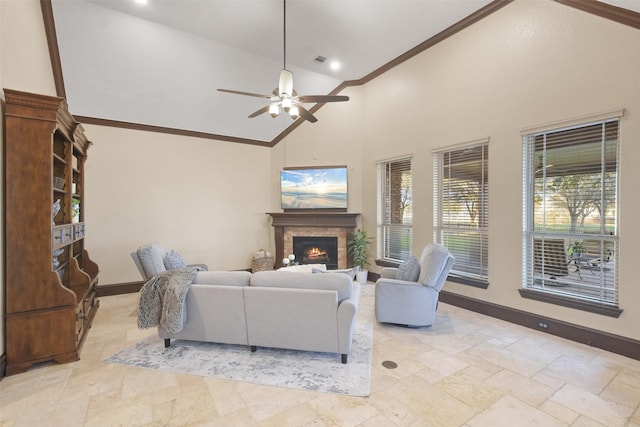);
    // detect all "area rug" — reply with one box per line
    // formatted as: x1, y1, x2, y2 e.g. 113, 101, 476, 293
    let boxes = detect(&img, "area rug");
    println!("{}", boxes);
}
104, 284, 374, 397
